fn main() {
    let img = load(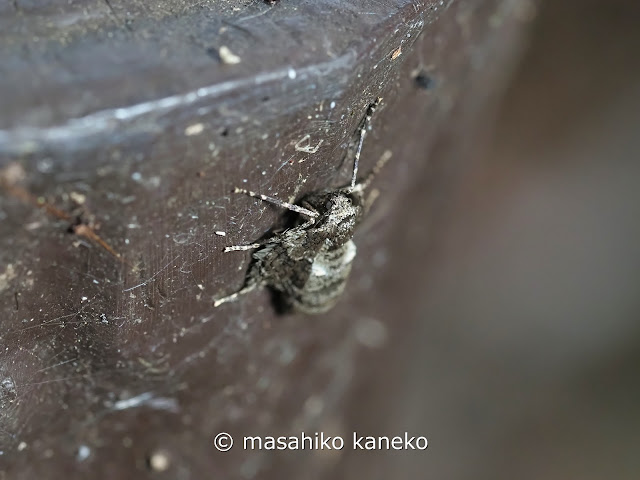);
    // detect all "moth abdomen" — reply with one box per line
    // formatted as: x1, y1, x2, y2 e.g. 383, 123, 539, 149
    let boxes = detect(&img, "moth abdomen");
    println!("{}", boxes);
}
289, 240, 357, 314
